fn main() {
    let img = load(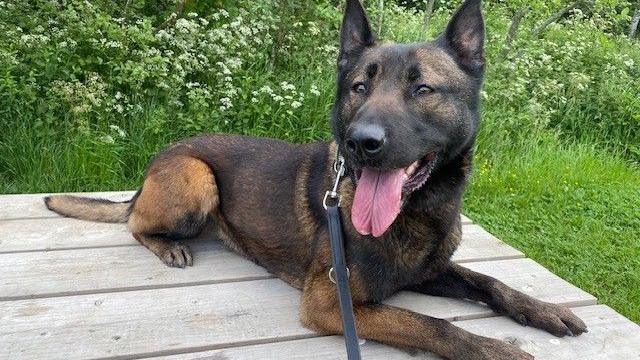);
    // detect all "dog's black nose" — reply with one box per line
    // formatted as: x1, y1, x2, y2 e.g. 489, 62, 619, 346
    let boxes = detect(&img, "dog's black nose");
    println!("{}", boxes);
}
346, 124, 386, 158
